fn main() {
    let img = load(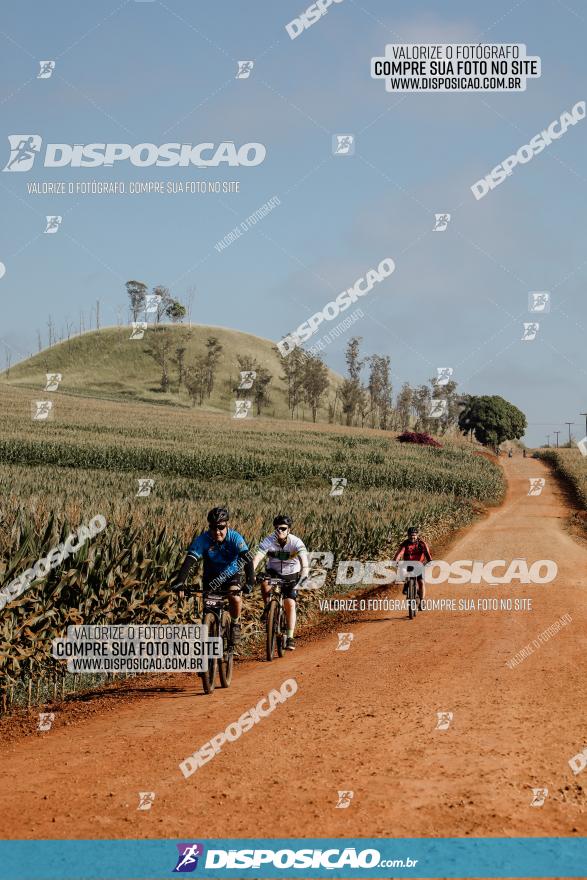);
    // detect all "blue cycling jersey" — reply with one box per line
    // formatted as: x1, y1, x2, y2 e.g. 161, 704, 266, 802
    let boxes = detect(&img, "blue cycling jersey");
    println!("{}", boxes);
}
187, 528, 249, 580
